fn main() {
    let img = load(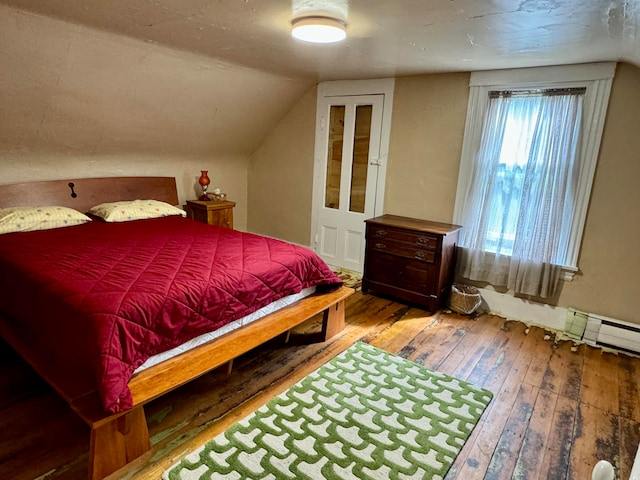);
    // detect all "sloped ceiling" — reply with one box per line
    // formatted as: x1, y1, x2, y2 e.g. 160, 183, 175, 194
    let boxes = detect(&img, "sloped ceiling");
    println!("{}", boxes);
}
1, 0, 638, 163
1, 0, 639, 80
